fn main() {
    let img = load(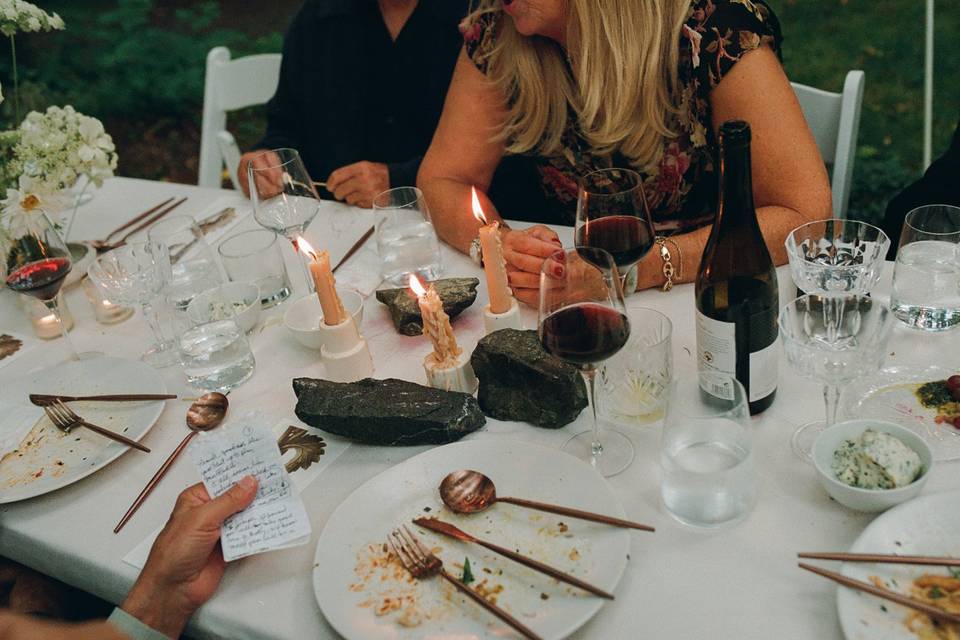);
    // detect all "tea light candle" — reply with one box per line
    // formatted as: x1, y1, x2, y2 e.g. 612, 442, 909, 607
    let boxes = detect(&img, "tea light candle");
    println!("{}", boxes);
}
297, 237, 345, 326
83, 278, 133, 324
471, 187, 513, 314
20, 293, 74, 339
